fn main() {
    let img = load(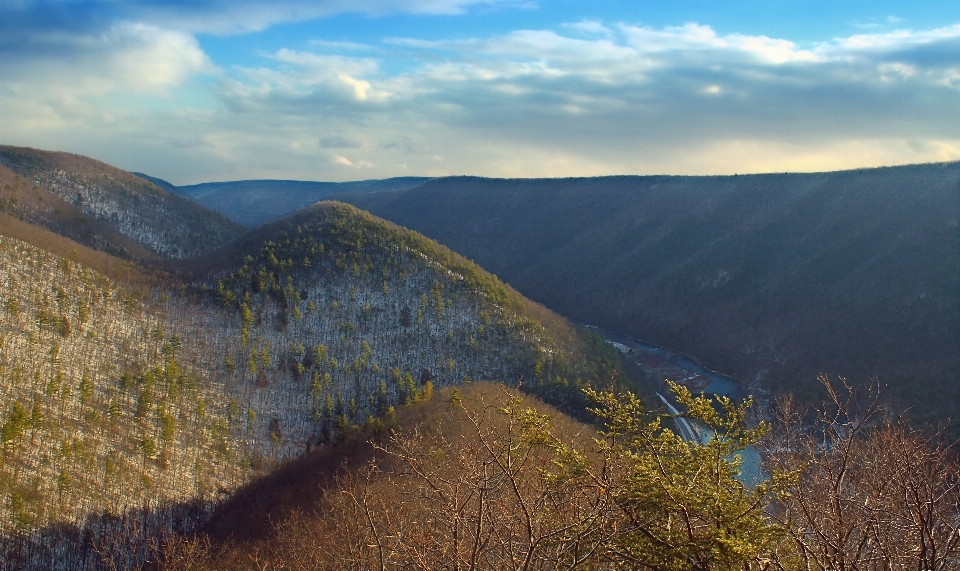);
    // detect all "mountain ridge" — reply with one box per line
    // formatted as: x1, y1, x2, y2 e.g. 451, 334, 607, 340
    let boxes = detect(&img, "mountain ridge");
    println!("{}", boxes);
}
177, 177, 431, 227
0, 146, 246, 260
340, 162, 960, 428
131, 172, 182, 194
